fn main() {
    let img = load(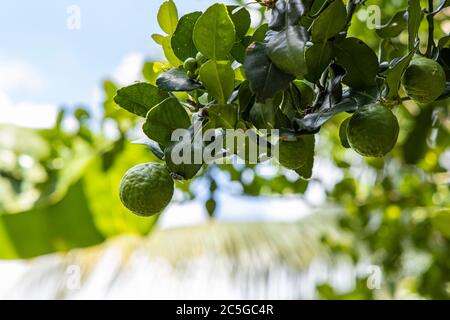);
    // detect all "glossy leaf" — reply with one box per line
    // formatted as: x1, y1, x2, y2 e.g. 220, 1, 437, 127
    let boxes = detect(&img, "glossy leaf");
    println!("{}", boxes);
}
199, 60, 235, 104
143, 98, 191, 148
171, 11, 202, 61
266, 26, 309, 78
382, 50, 415, 100
156, 68, 203, 92
244, 42, 295, 101
162, 36, 182, 66
269, 0, 306, 31
294, 135, 315, 179
113, 83, 169, 117
193, 3, 236, 60
204, 104, 239, 129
